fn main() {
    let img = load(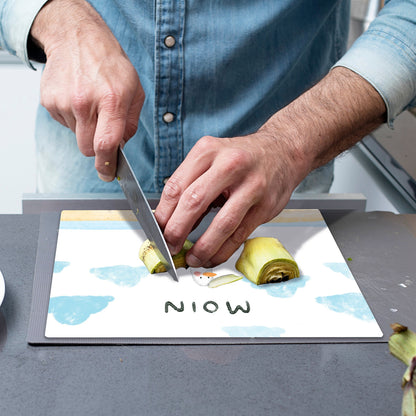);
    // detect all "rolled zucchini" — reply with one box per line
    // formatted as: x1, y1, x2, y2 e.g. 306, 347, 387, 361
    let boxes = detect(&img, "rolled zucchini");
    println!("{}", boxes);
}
235, 237, 299, 285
